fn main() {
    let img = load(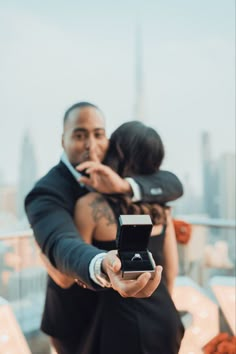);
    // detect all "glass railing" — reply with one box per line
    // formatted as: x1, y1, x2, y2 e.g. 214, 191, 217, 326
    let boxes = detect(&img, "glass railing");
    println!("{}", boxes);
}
0, 231, 49, 353
0, 231, 47, 334
177, 217, 235, 285
174, 218, 235, 353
